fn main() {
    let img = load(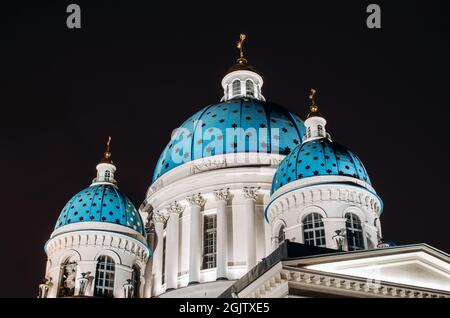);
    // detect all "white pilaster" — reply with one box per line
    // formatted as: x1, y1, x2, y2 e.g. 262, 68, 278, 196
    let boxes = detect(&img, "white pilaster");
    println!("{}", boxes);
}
74, 261, 96, 296
322, 217, 347, 250
363, 223, 379, 249
242, 186, 259, 270
186, 193, 206, 284
151, 211, 167, 296
165, 202, 184, 290
213, 188, 230, 280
